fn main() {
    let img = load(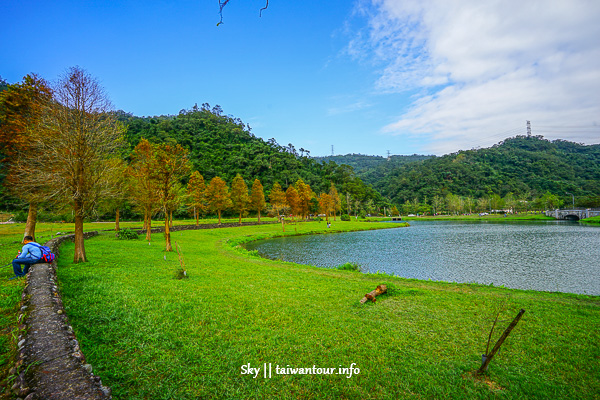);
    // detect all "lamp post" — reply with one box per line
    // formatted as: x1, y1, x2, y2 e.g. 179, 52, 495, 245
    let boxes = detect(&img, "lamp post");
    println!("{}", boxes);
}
565, 192, 574, 209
